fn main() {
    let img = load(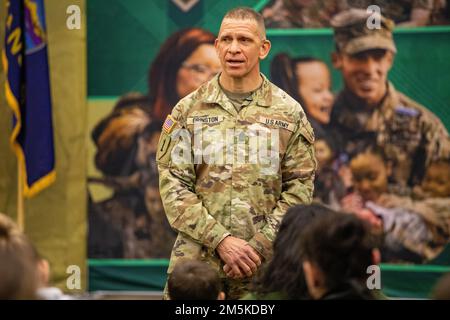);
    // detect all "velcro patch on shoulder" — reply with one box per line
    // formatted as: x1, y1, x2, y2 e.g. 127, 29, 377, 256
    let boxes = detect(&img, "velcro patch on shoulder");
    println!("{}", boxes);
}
258, 116, 296, 132
395, 105, 420, 117
163, 114, 177, 134
156, 132, 174, 165
299, 119, 315, 144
